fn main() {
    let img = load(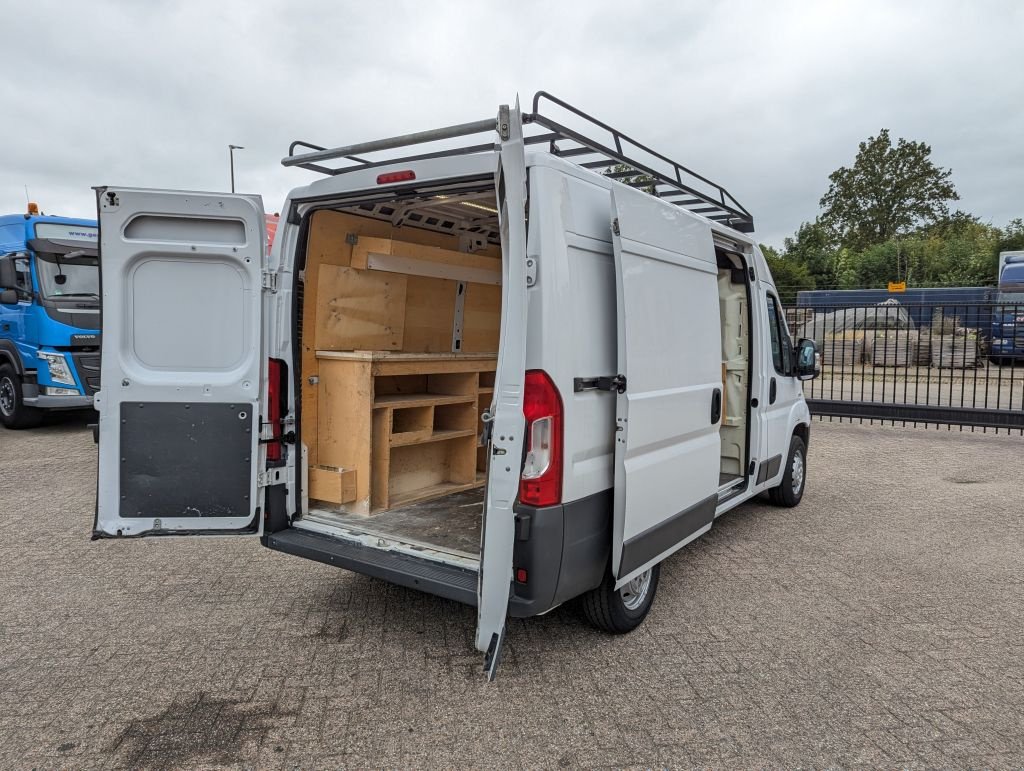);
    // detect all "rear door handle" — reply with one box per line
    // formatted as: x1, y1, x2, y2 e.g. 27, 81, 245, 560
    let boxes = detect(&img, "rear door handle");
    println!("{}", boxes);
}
710, 388, 722, 424
769, 377, 777, 405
